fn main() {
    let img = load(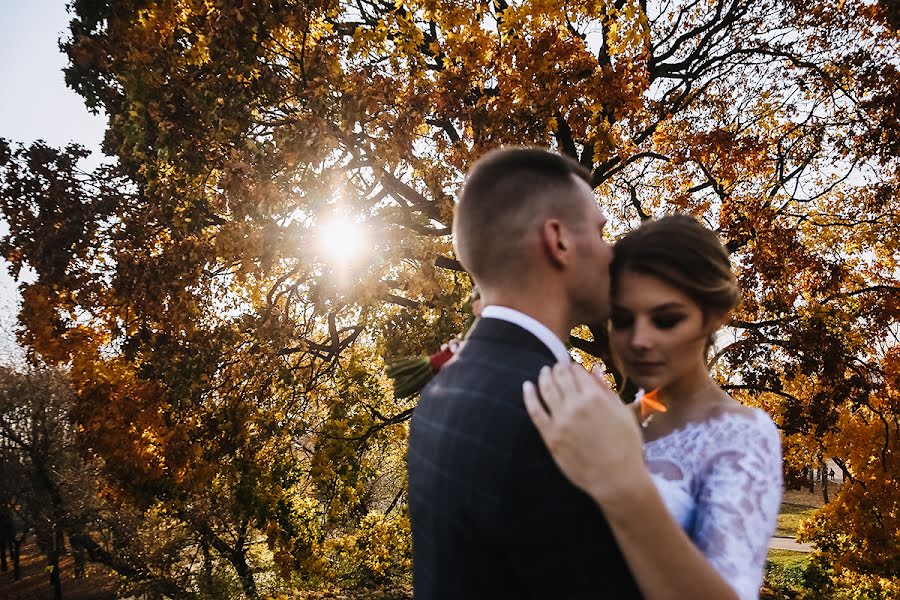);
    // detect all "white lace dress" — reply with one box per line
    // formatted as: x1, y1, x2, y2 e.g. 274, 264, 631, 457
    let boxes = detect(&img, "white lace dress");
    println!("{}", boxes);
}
642, 407, 783, 600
